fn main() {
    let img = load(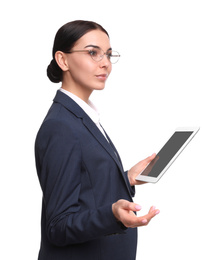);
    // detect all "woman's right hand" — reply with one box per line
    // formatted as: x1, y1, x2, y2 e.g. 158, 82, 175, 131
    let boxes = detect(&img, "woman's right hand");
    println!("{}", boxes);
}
112, 199, 160, 228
